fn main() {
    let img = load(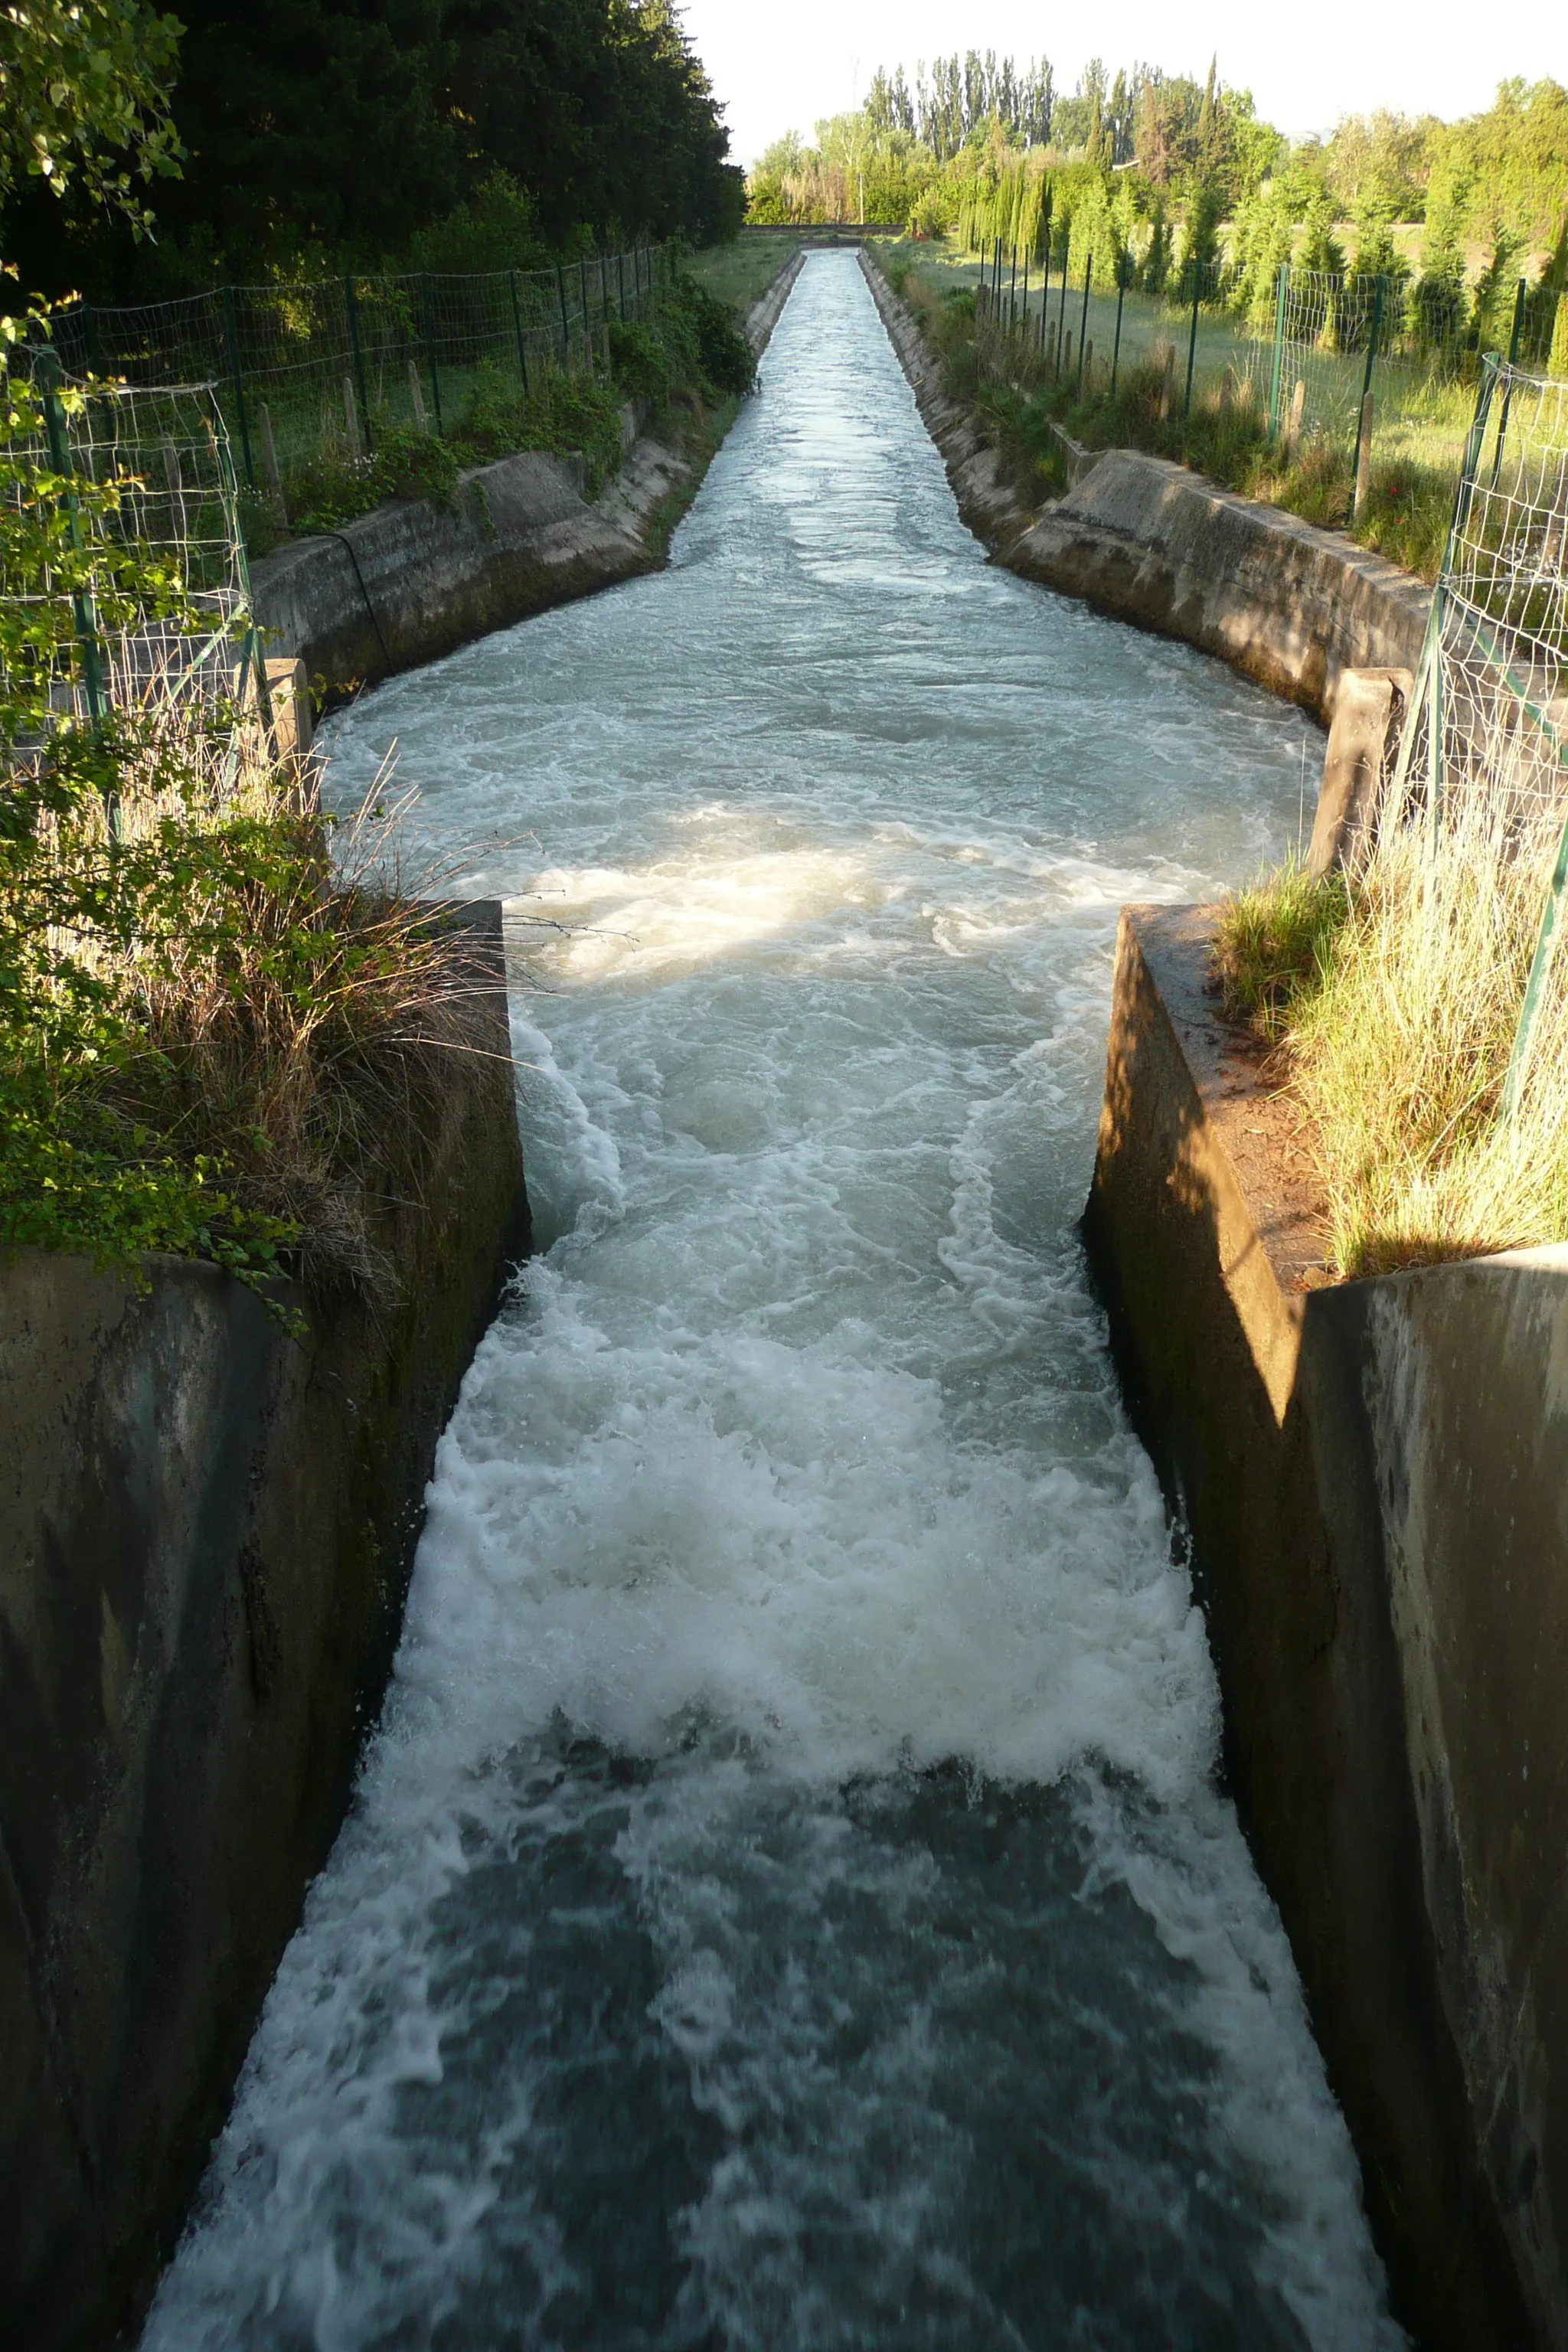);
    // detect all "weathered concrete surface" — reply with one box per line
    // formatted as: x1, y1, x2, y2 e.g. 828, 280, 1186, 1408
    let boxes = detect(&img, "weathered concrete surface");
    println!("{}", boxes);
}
1083, 905, 1566, 2349
253, 251, 805, 699
1012, 459, 1429, 724
860, 248, 1432, 726
0, 908, 528, 2351
1306, 667, 1412, 876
